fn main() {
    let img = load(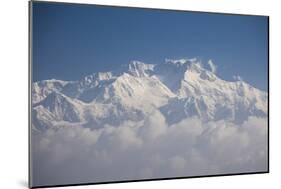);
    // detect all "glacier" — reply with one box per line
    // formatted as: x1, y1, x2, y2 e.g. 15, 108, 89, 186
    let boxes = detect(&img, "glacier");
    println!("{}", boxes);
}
31, 58, 268, 186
